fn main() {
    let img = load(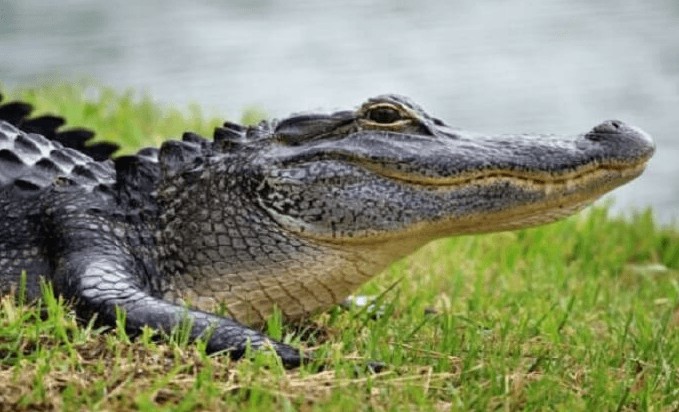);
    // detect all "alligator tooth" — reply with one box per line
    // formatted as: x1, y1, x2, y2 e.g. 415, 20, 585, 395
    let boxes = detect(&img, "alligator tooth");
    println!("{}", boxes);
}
544, 183, 555, 195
